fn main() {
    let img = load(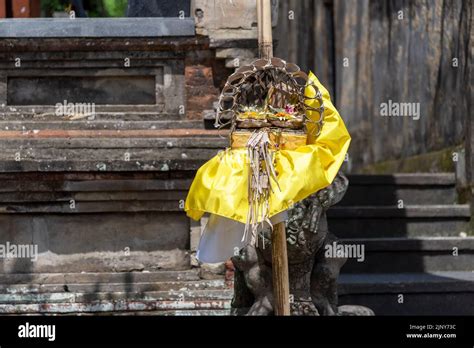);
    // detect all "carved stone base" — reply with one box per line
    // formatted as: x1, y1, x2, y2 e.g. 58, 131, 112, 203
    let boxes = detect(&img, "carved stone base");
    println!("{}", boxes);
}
231, 172, 374, 316
338, 305, 375, 316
